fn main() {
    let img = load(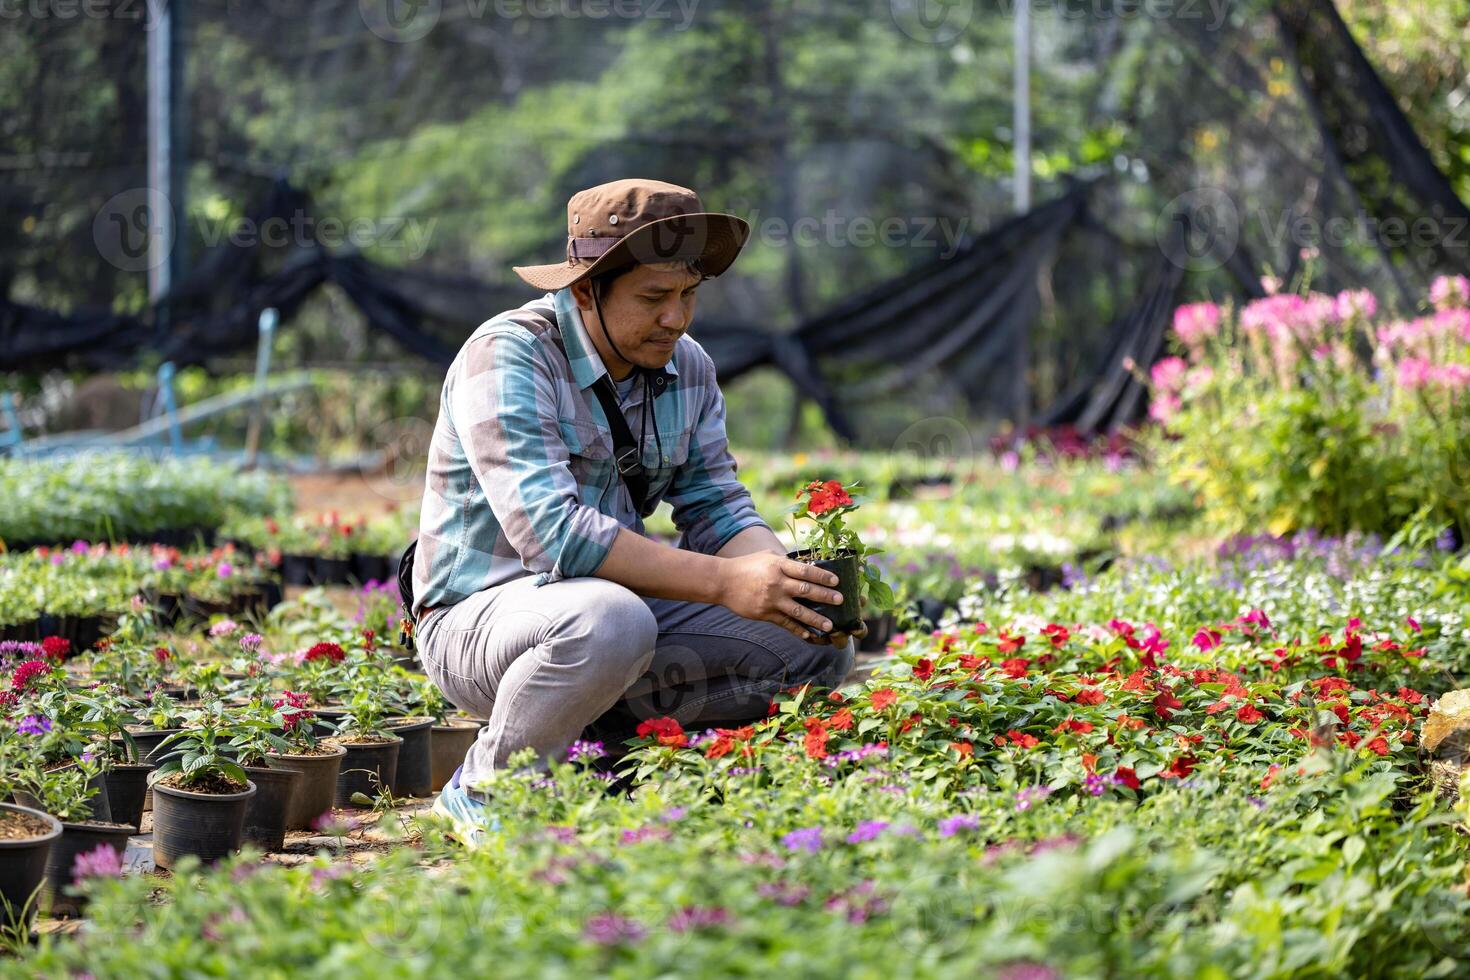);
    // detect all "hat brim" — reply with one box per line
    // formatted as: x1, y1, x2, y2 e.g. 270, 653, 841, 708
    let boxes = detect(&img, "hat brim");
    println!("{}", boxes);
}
513, 212, 750, 291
